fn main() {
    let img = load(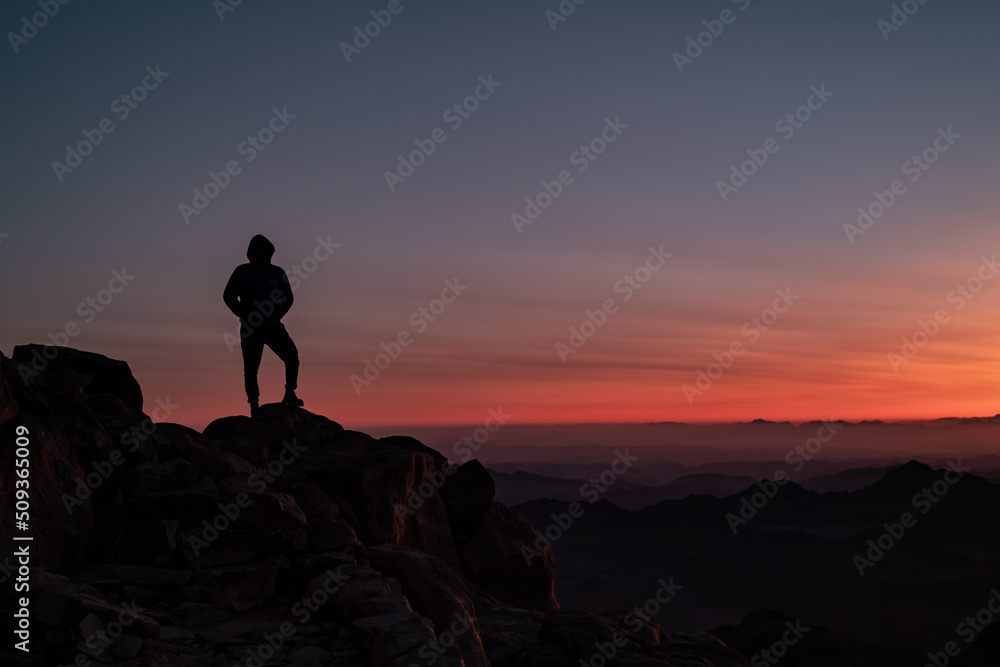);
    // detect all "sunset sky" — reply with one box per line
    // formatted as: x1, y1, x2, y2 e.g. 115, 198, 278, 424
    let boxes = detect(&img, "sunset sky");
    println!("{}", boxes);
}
3, 0, 1000, 430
